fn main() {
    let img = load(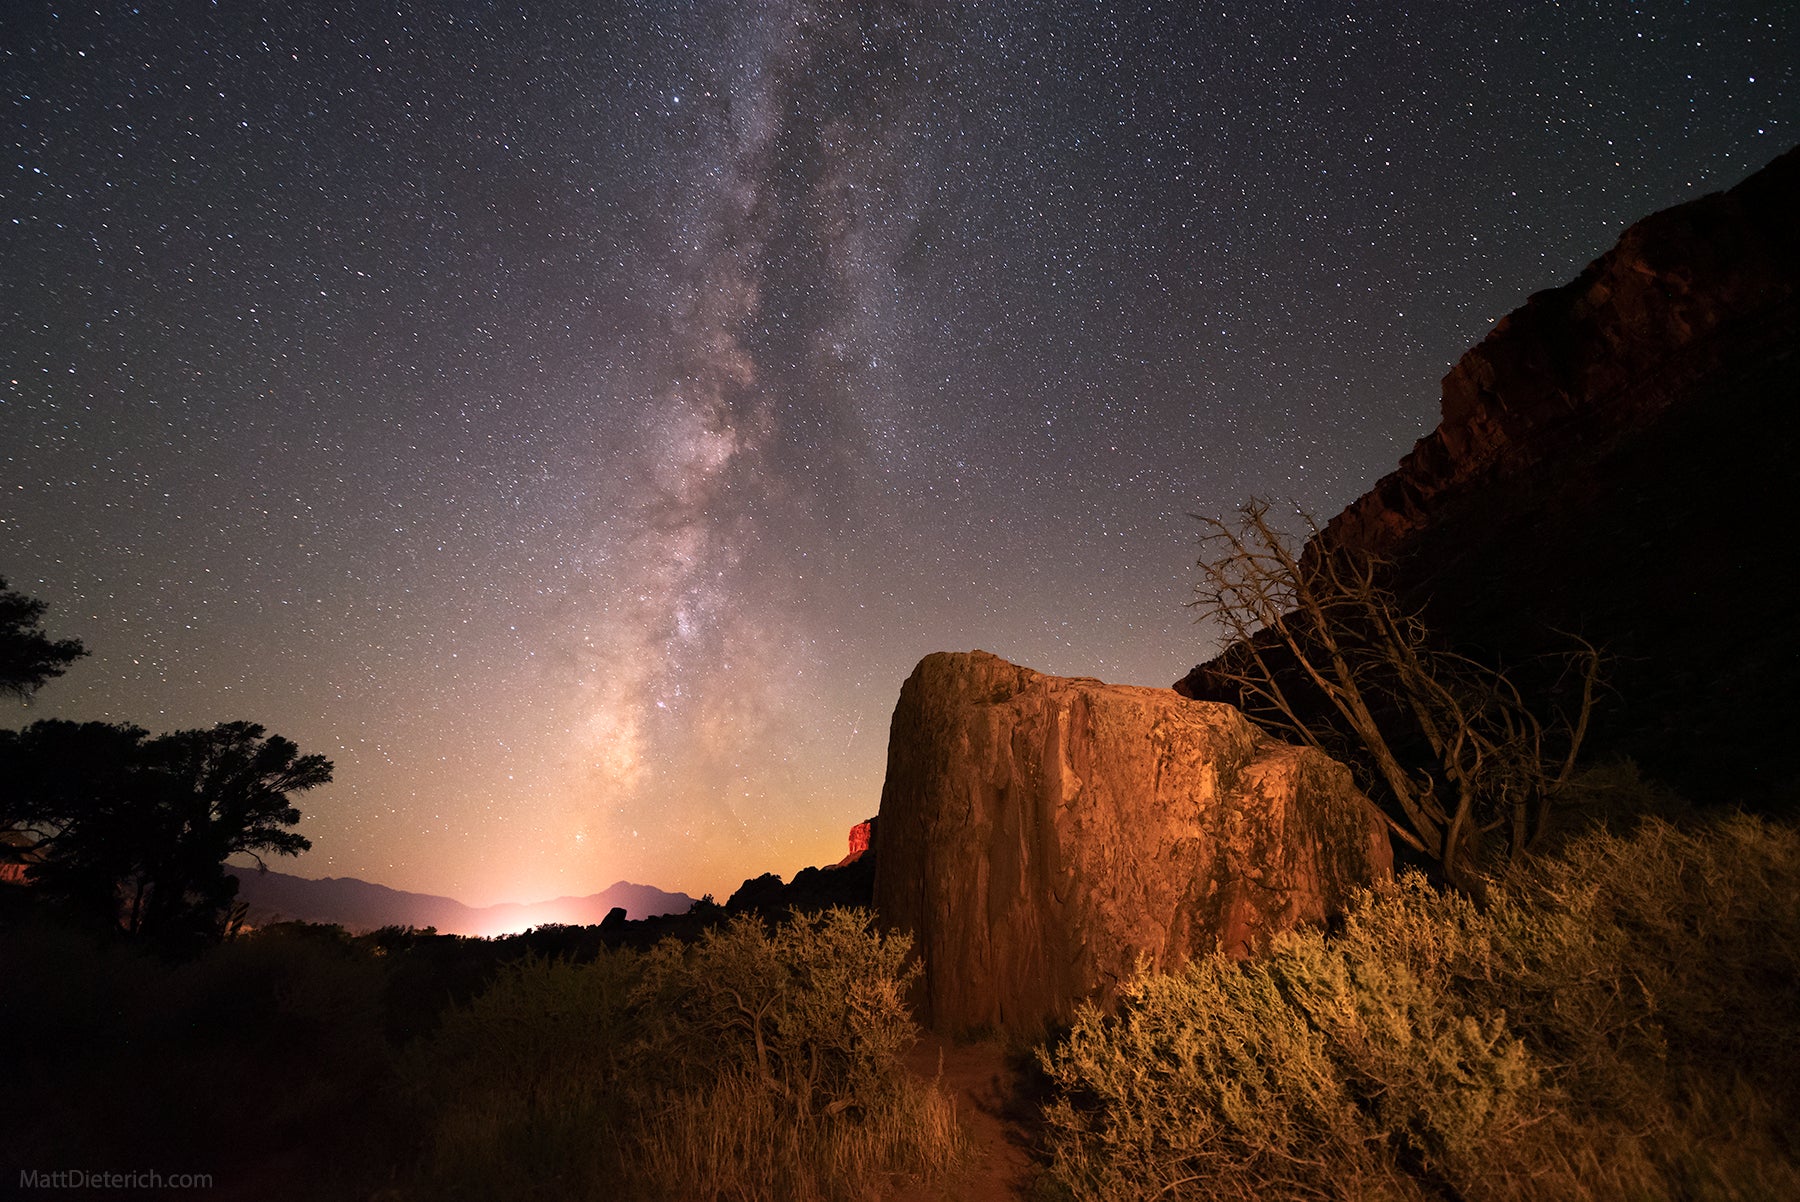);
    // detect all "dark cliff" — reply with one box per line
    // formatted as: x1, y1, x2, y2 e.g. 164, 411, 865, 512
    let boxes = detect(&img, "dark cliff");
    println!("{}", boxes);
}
1180, 147, 1800, 805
